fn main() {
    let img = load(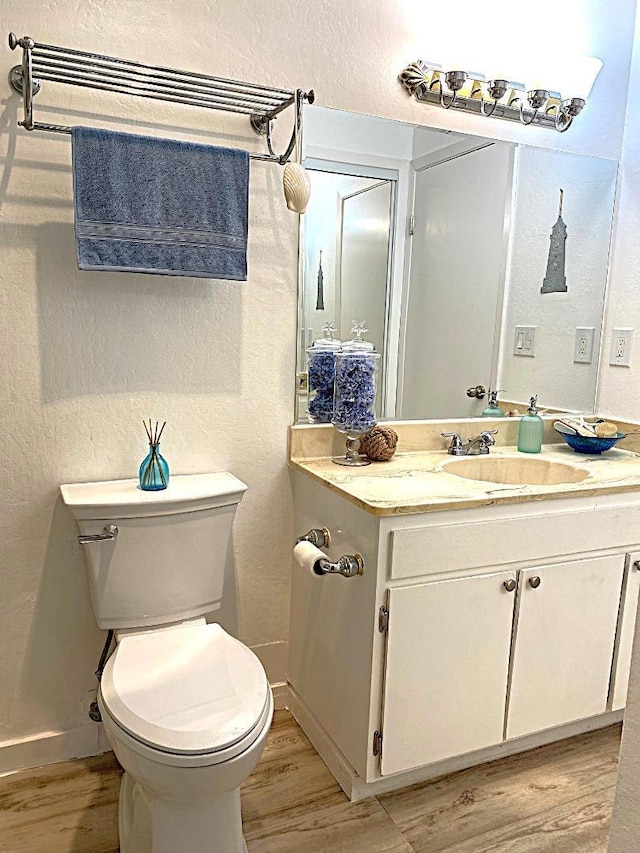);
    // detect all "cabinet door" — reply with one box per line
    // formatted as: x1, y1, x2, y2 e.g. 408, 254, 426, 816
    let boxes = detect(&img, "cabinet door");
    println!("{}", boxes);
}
611, 554, 640, 711
380, 571, 517, 776
506, 555, 624, 740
